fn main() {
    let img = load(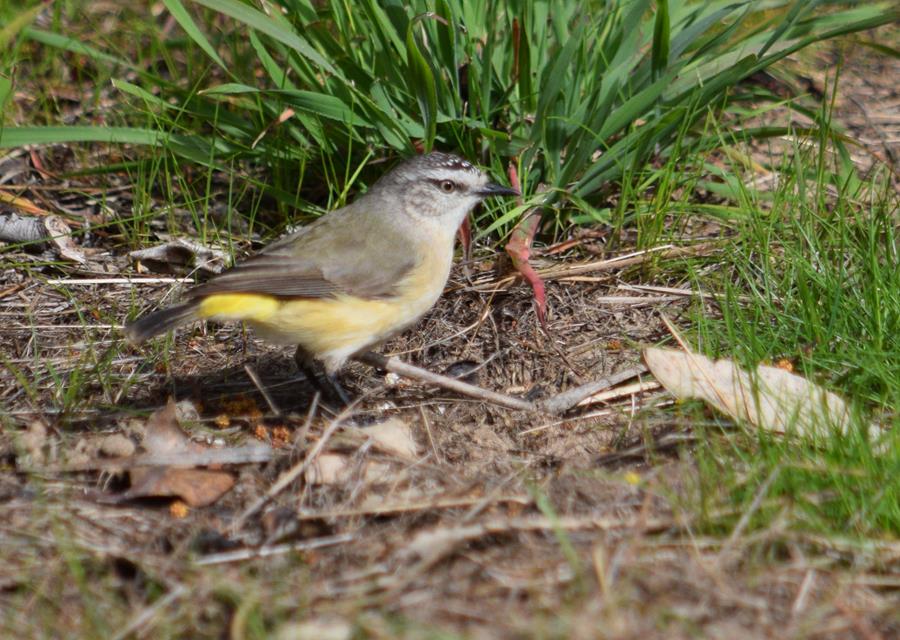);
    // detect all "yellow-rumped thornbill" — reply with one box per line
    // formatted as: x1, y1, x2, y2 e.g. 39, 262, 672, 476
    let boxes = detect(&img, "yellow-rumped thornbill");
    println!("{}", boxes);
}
125, 152, 519, 403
